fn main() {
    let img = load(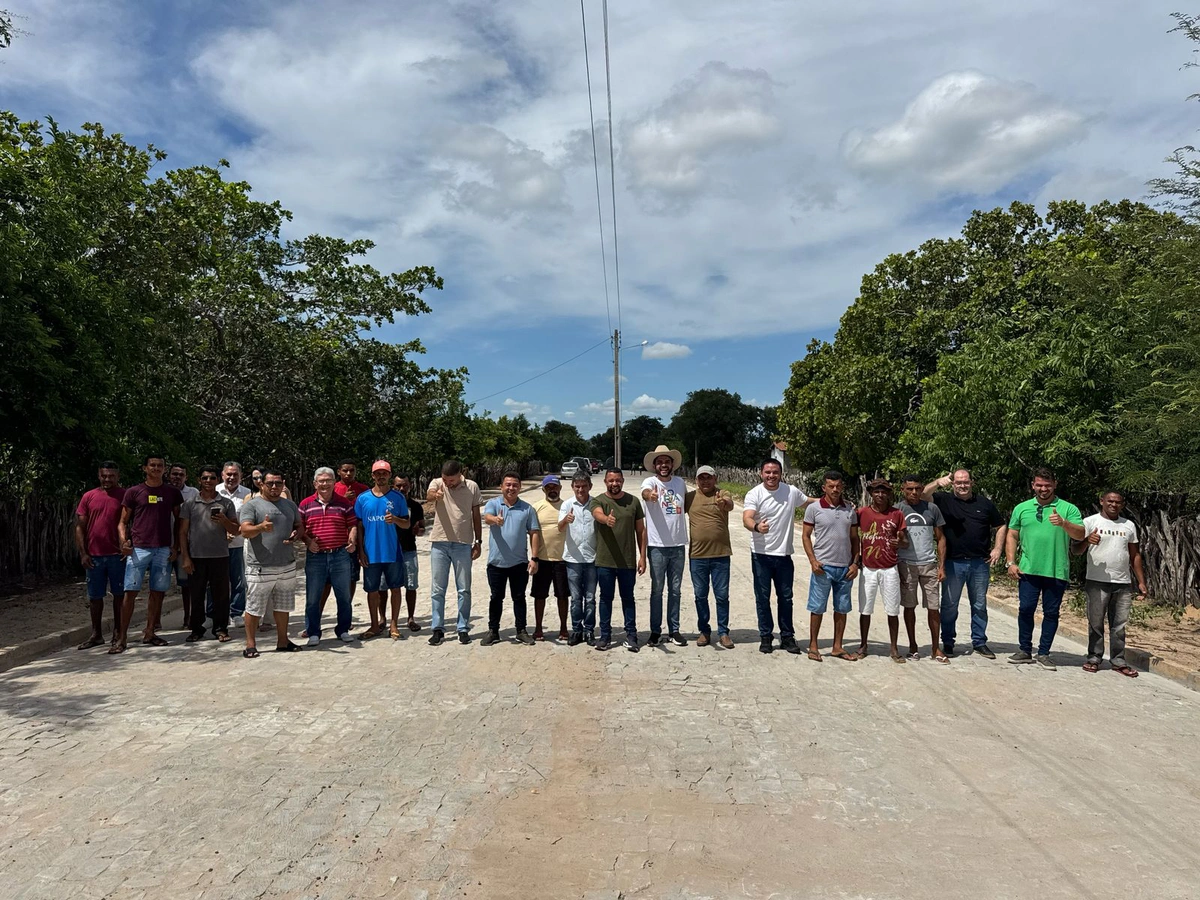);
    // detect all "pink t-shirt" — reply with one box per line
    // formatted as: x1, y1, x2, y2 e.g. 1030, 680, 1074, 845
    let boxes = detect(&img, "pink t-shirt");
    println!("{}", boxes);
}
76, 487, 127, 556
